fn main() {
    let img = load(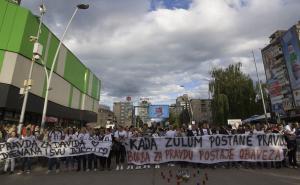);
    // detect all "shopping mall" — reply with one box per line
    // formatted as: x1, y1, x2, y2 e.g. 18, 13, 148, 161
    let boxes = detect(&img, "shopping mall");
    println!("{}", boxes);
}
0, 0, 101, 126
